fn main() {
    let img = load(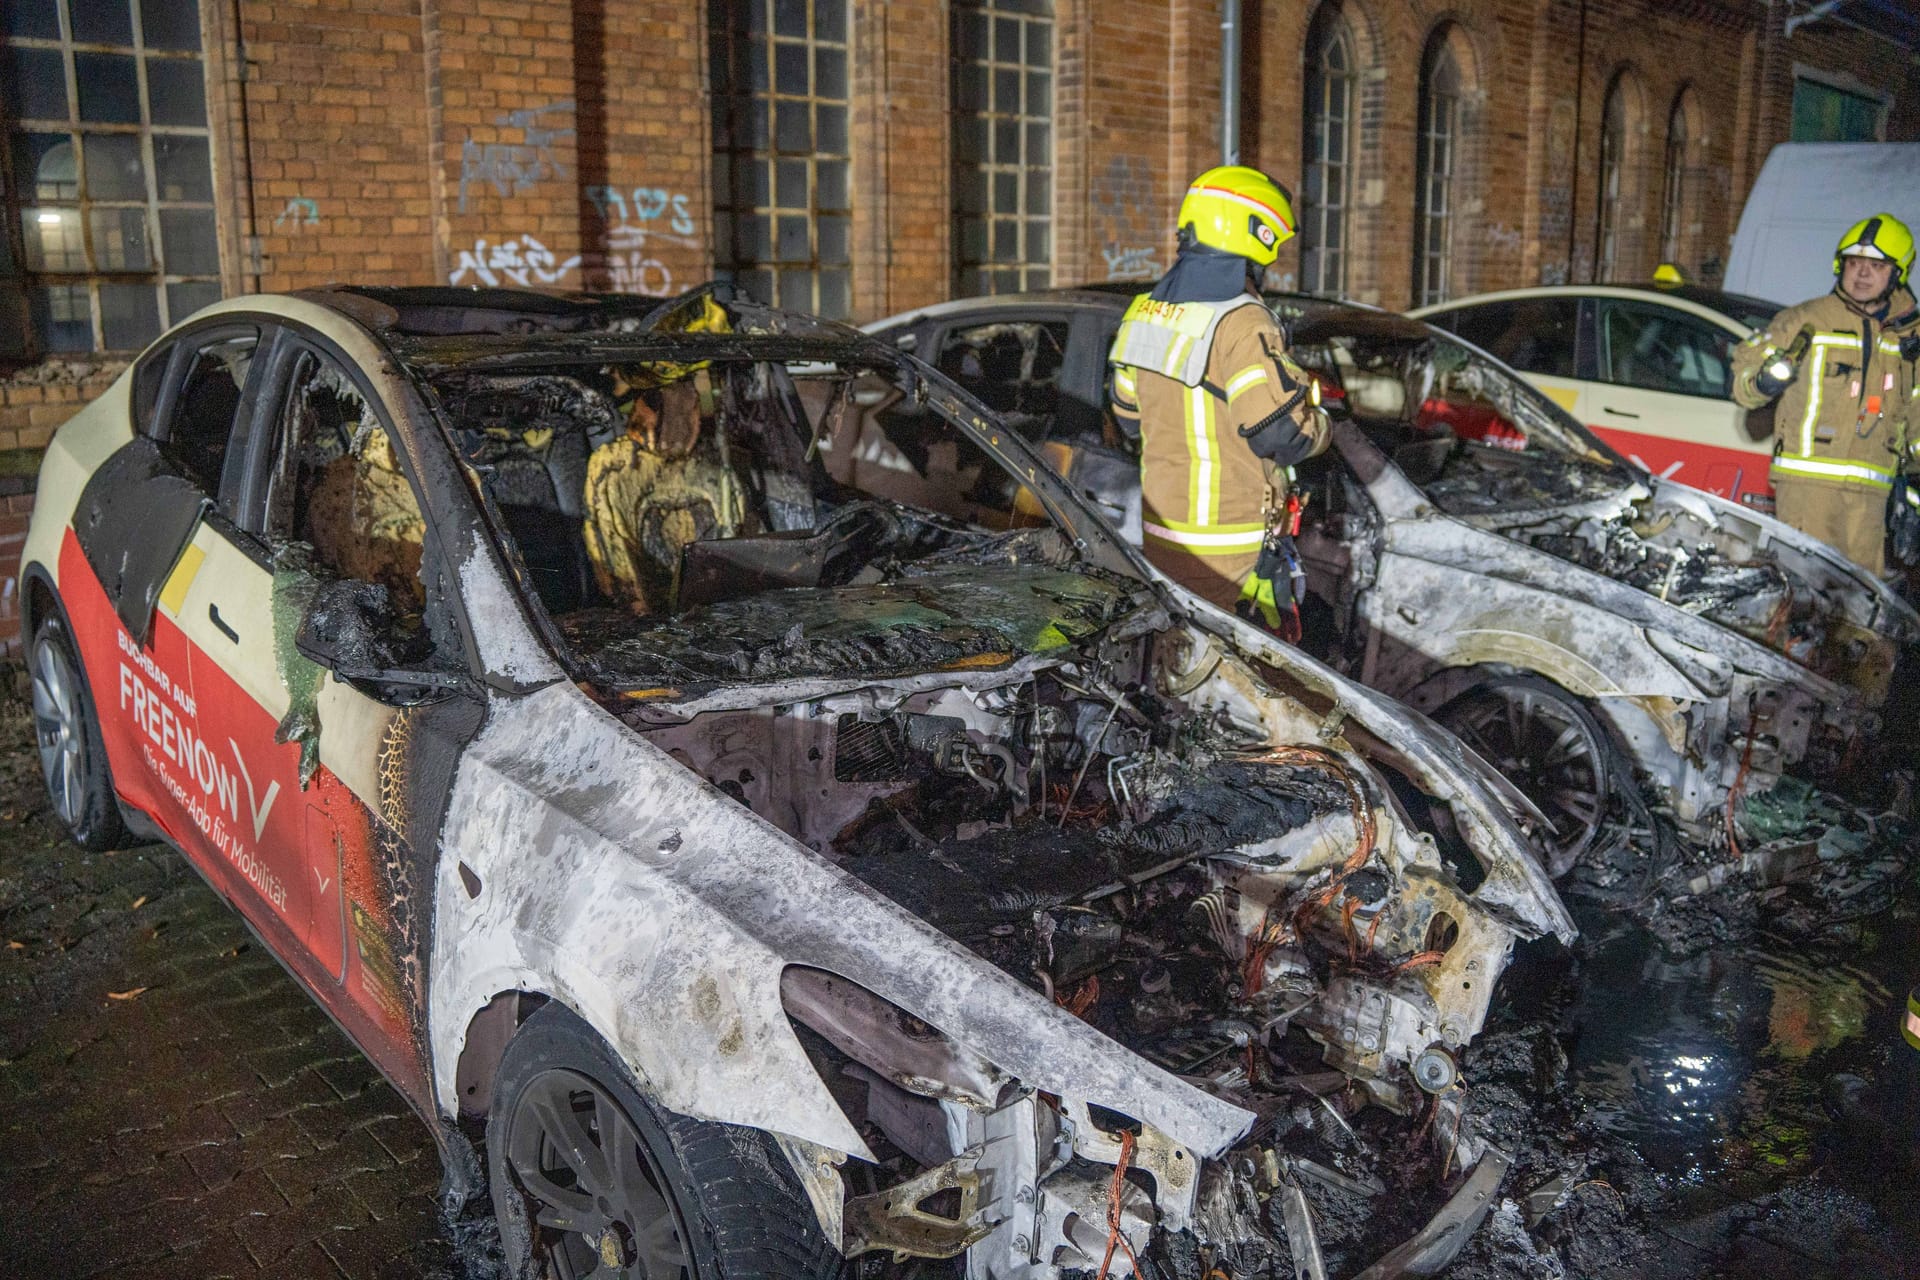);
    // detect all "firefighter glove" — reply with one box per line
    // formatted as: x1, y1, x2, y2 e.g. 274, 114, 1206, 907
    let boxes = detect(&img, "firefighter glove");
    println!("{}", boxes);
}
1755, 326, 1814, 399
